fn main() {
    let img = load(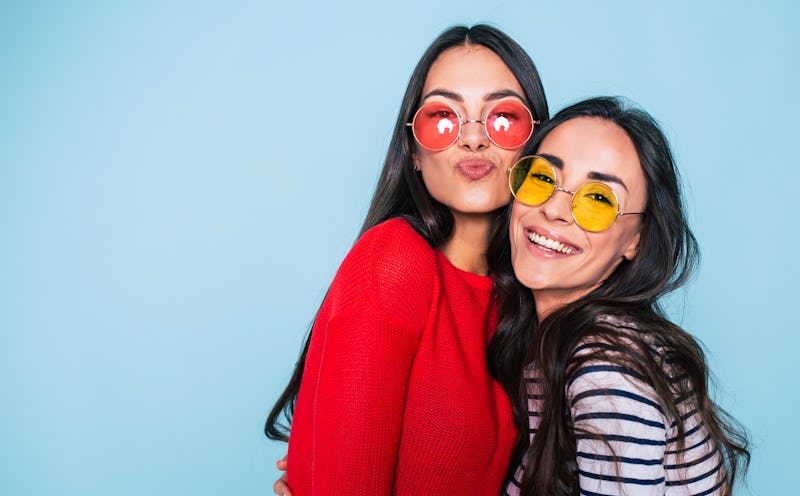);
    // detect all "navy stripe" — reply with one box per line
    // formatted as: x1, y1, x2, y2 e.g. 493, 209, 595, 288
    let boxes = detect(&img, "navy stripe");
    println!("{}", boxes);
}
572, 342, 622, 355
665, 460, 722, 486
665, 446, 718, 470
667, 419, 704, 443
675, 389, 697, 404
574, 411, 665, 430
570, 388, 665, 415
691, 477, 726, 496
580, 490, 614, 496
666, 433, 711, 454
671, 408, 698, 427
575, 432, 666, 446
576, 450, 663, 466
568, 364, 649, 389
578, 468, 664, 485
